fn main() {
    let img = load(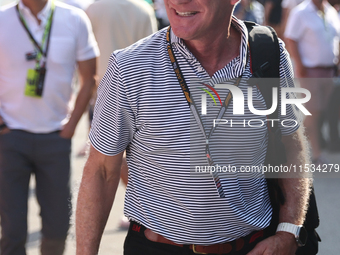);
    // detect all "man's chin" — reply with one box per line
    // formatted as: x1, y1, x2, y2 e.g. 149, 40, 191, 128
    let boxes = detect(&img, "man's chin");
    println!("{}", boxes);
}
170, 26, 198, 41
